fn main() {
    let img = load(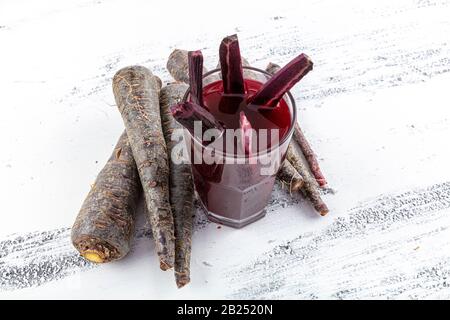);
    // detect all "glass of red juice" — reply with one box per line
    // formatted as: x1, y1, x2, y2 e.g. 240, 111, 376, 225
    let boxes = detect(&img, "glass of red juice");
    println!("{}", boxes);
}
183, 66, 297, 228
